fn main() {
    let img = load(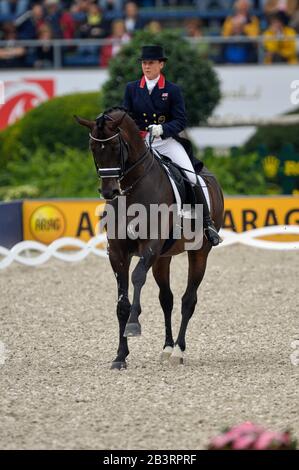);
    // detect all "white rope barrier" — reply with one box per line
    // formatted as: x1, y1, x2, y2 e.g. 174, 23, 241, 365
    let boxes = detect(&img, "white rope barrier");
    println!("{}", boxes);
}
0, 226, 298, 269
218, 225, 299, 251
0, 234, 108, 269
